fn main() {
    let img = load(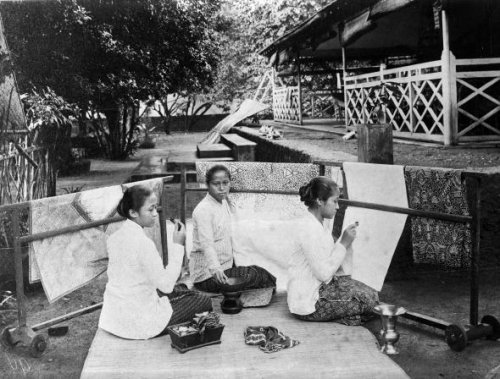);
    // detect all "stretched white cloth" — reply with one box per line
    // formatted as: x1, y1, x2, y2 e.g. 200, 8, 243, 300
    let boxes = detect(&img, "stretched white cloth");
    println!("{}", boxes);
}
342, 162, 408, 291
193, 161, 339, 290
29, 178, 164, 302
199, 99, 268, 144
